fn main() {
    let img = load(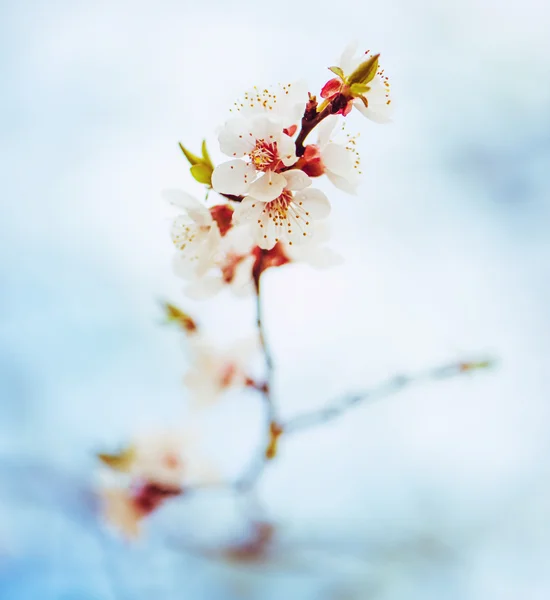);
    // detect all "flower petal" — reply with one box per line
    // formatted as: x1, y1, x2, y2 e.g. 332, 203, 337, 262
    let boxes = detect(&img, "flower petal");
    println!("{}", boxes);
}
293, 188, 331, 219
247, 171, 287, 202
326, 170, 359, 195
171, 216, 201, 251
283, 205, 314, 245
320, 78, 342, 99
233, 198, 265, 225
162, 190, 212, 226
221, 224, 256, 254
353, 77, 393, 124
172, 247, 202, 279
256, 209, 282, 249
212, 160, 256, 196
282, 169, 311, 191
288, 244, 344, 268
239, 81, 307, 126
230, 255, 255, 296
278, 133, 297, 166
282, 79, 309, 124
249, 115, 284, 143
321, 143, 356, 178
218, 118, 256, 157
316, 115, 339, 148
339, 40, 360, 74
354, 100, 393, 124
195, 224, 221, 276
184, 276, 224, 300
